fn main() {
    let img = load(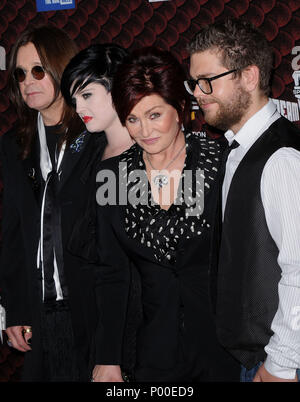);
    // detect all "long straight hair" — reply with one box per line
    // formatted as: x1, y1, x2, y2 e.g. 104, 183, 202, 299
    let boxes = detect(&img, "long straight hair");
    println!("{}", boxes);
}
7, 25, 84, 159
